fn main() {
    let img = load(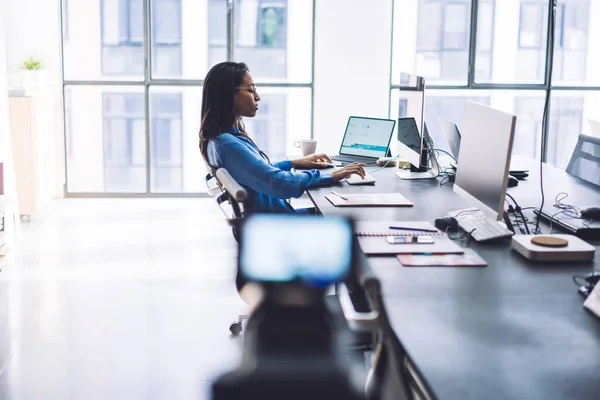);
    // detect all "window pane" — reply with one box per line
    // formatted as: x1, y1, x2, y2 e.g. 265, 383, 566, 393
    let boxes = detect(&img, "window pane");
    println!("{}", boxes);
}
547, 91, 600, 169
393, 0, 472, 85
552, 1, 598, 86
149, 87, 201, 193
150, 0, 225, 79
417, 3, 442, 51
63, 0, 144, 80
390, 89, 546, 161
65, 86, 146, 193
443, 4, 468, 50
148, 86, 311, 193
476, 0, 546, 83
246, 87, 312, 161
233, 0, 313, 83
